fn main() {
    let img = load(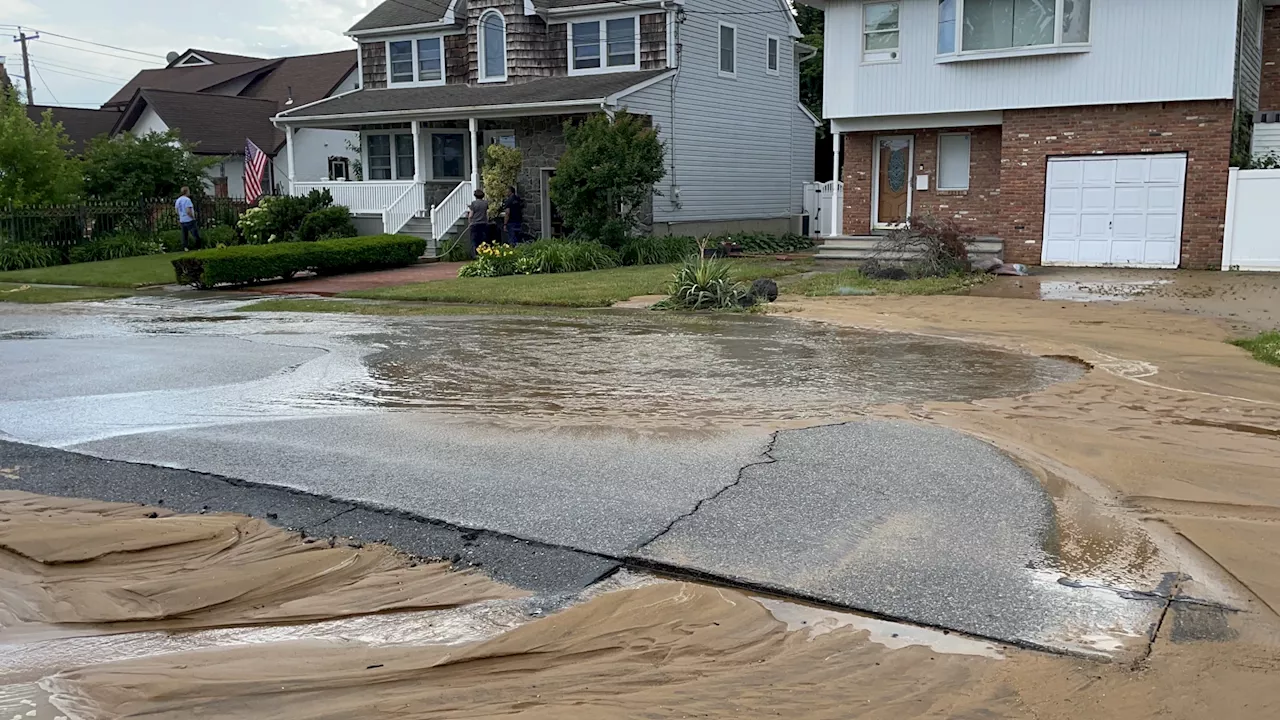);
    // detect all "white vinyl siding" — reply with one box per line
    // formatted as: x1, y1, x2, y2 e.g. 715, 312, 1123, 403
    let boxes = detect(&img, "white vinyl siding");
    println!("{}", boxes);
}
824, 0, 1239, 120
1236, 0, 1264, 113
937, 133, 971, 189
617, 0, 811, 224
